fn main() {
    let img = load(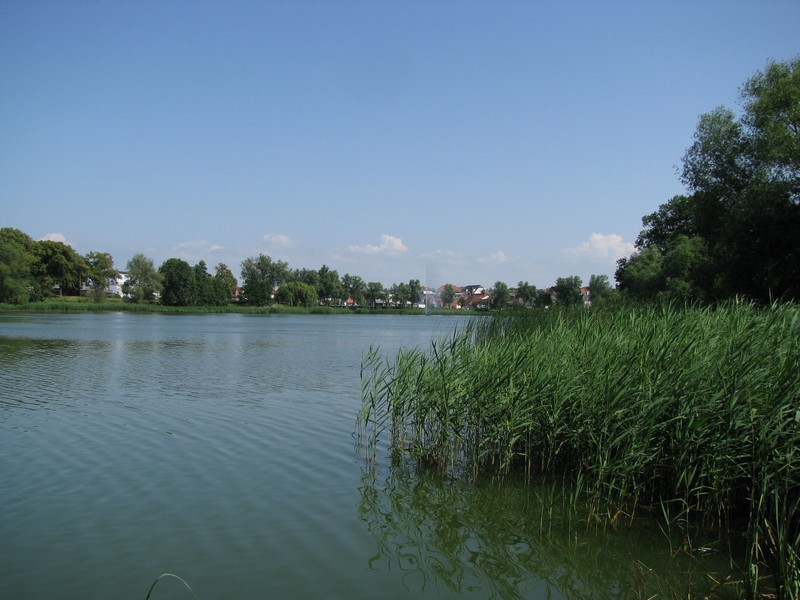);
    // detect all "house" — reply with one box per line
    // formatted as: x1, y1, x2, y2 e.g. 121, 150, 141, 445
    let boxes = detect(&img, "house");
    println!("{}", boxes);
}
468, 293, 491, 310
108, 272, 130, 297
438, 284, 463, 309
461, 284, 485, 297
